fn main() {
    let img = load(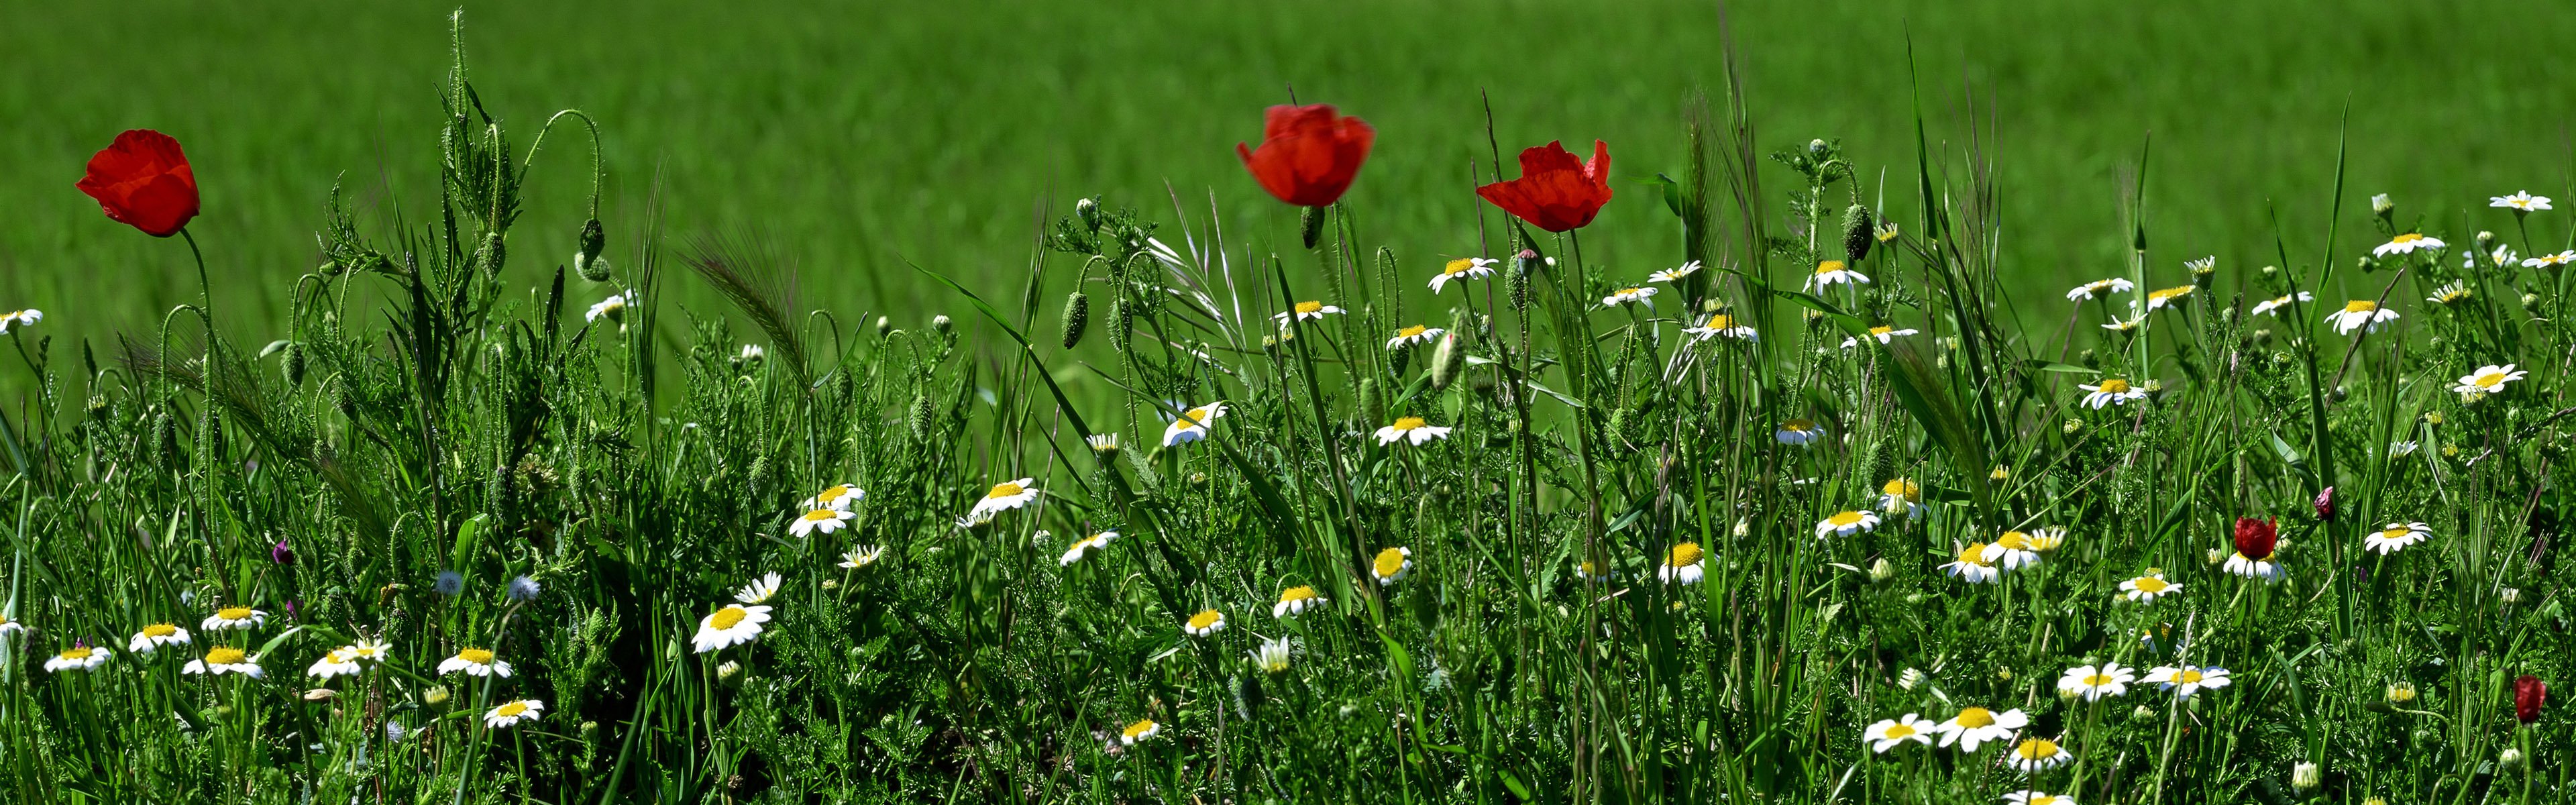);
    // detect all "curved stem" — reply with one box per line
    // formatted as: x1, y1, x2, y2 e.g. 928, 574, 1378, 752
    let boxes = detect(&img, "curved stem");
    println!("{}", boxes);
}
525, 109, 607, 218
